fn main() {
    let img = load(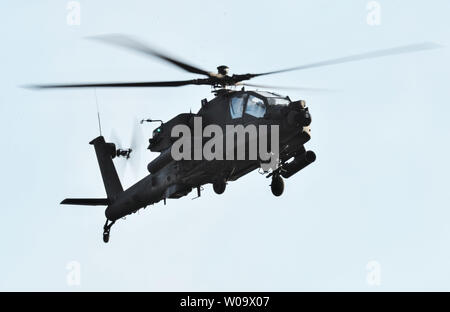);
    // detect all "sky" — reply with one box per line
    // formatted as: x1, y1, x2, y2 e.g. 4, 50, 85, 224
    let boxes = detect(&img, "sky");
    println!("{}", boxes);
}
1, 0, 450, 291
